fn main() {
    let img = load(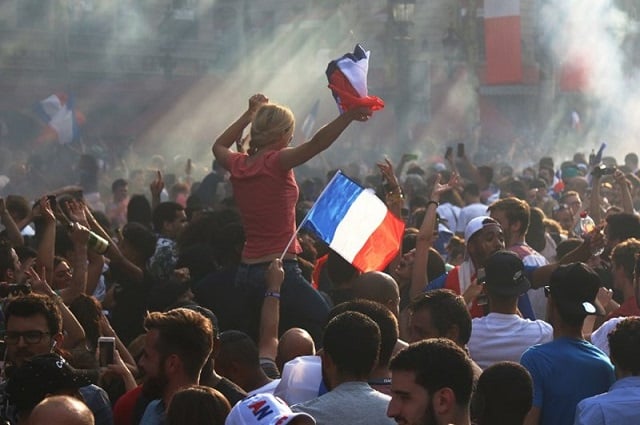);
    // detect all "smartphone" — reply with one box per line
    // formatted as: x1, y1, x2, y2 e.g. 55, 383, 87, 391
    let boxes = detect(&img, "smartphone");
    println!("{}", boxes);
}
476, 268, 488, 306
457, 143, 465, 158
445, 147, 453, 159
98, 337, 115, 367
